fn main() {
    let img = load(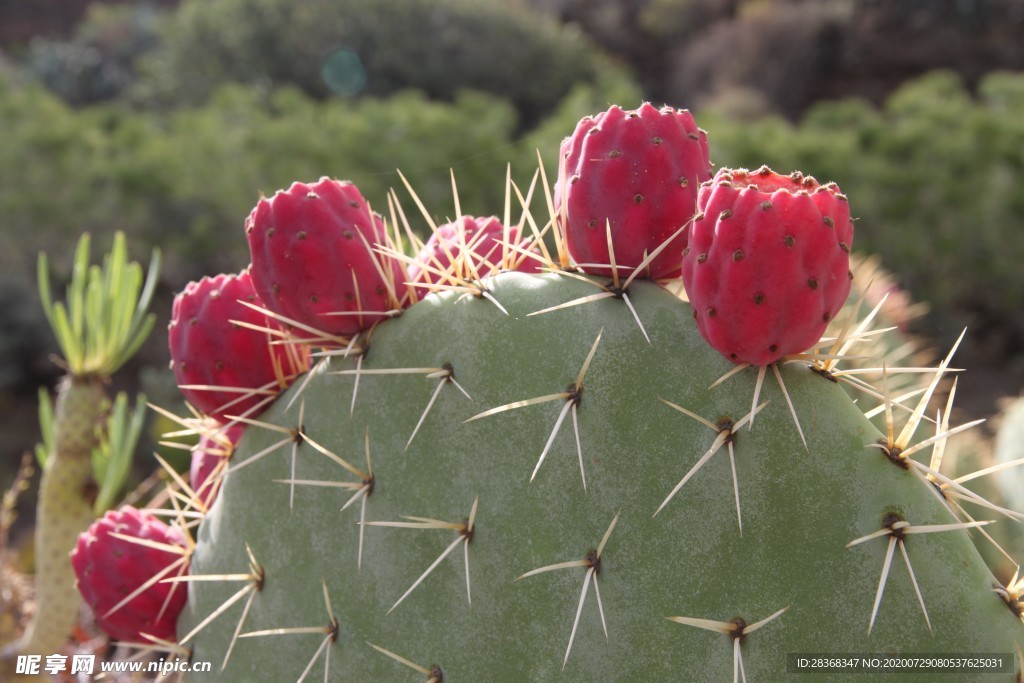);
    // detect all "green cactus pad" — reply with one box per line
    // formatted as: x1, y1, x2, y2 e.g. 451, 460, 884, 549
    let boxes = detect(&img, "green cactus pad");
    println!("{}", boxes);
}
178, 272, 1022, 681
